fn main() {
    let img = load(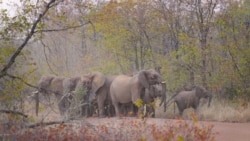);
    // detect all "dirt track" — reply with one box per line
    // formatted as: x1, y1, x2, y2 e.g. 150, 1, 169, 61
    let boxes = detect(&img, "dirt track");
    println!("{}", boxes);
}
208, 121, 250, 141
83, 117, 250, 141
